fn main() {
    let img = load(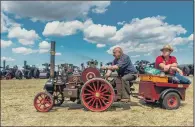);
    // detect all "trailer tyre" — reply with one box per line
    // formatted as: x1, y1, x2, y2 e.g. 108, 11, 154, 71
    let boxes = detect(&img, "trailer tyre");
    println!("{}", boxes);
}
161, 92, 180, 110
